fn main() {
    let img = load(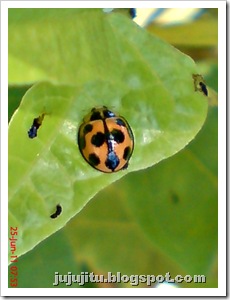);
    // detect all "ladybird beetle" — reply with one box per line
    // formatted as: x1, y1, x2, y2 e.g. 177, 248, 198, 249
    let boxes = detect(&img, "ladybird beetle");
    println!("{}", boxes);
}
78, 106, 134, 173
